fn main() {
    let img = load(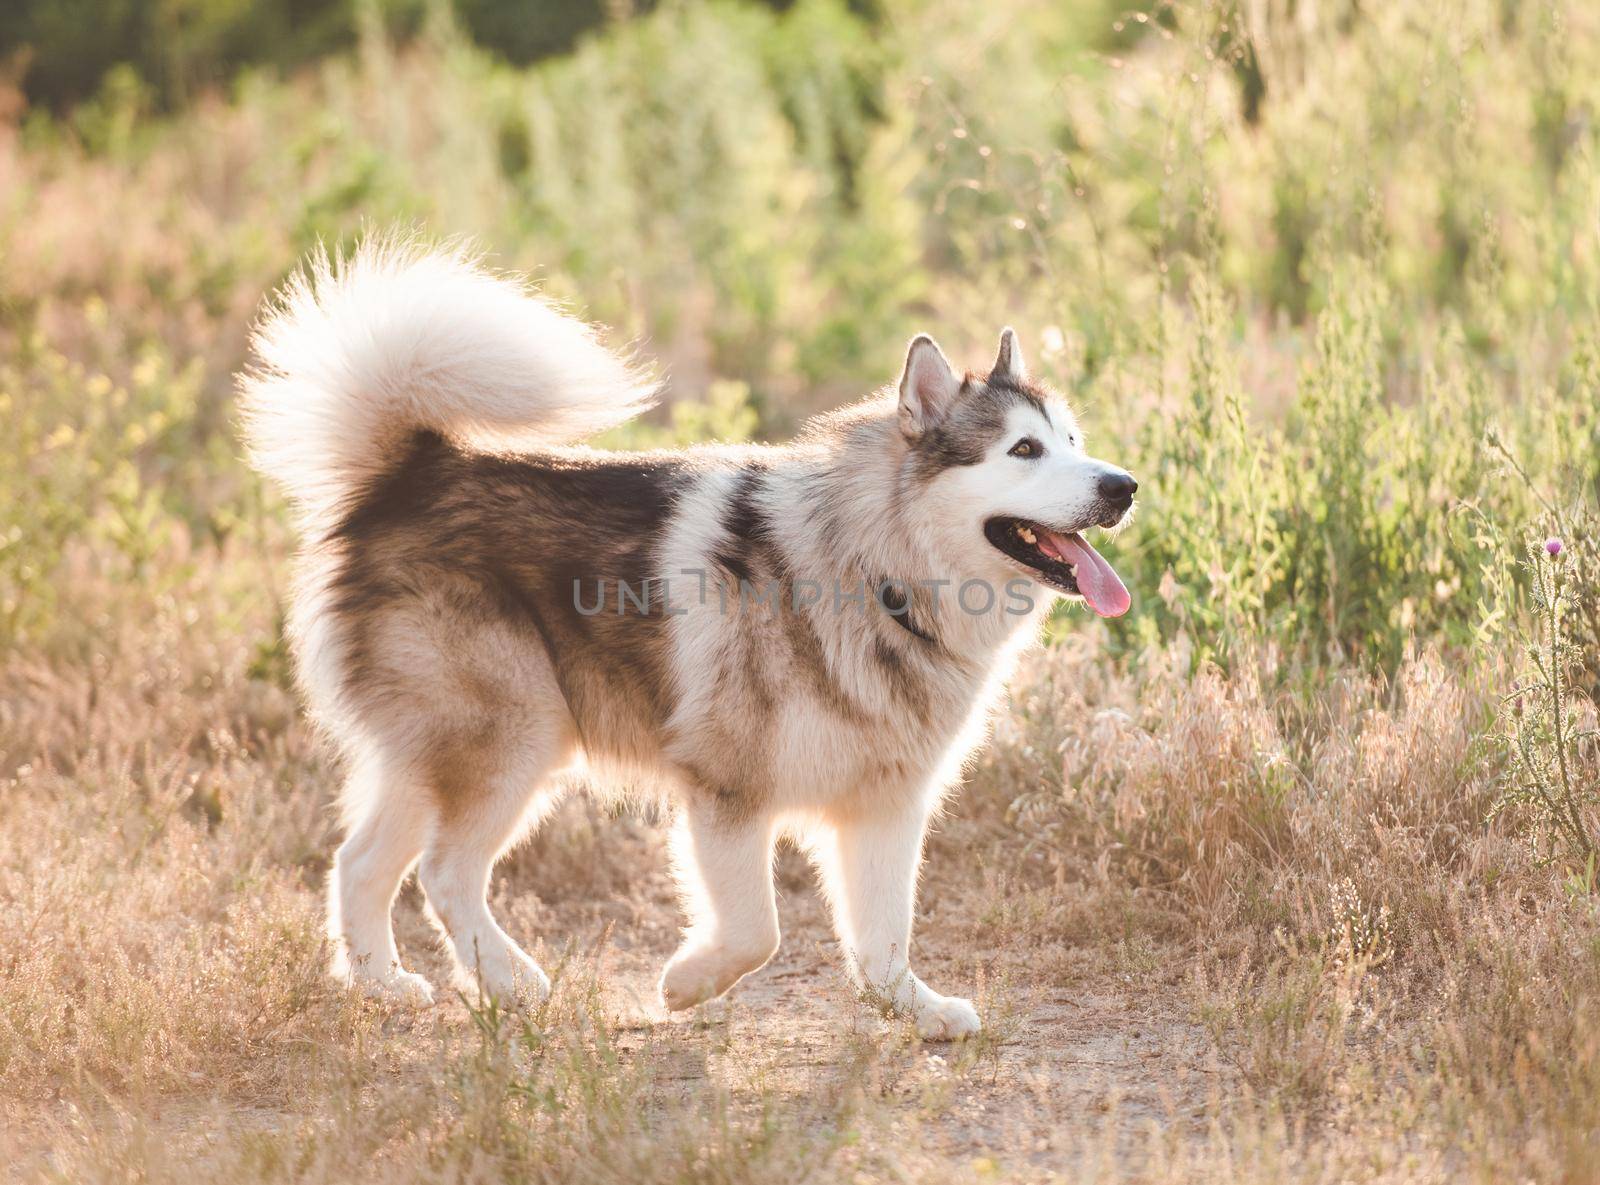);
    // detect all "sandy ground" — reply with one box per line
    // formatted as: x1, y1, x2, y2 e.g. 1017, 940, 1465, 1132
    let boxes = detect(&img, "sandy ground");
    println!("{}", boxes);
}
388, 811, 1233, 1173
0, 794, 1232, 1181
